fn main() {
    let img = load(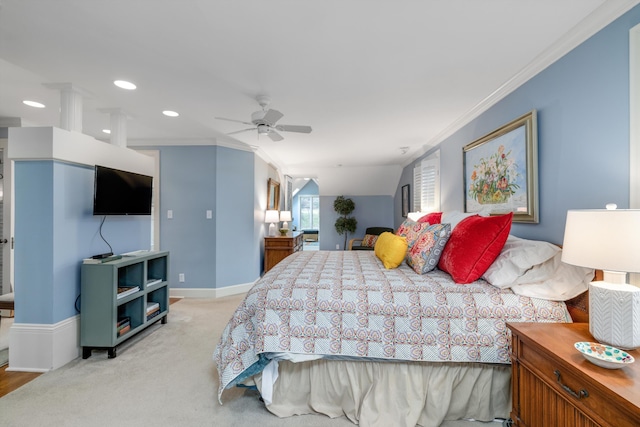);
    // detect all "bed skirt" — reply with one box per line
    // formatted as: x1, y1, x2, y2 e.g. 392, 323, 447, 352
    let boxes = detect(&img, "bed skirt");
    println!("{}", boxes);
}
252, 359, 511, 427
